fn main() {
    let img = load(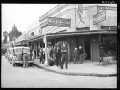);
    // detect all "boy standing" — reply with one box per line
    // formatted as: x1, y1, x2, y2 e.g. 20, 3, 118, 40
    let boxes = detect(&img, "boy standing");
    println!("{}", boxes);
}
73, 47, 79, 64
